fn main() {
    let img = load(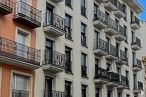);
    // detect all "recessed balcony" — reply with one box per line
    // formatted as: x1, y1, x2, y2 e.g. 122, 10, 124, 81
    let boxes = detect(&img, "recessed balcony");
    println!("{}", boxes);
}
117, 75, 129, 89
94, 67, 109, 84
13, 1, 42, 29
0, 0, 13, 15
104, 0, 118, 11
115, 25, 127, 41
105, 18, 119, 36
116, 50, 128, 65
43, 50, 65, 73
94, 38, 109, 56
131, 16, 140, 30
114, 2, 126, 18
133, 59, 142, 72
52, 0, 64, 3
0, 37, 41, 70
44, 13, 65, 37
133, 81, 143, 93
106, 44, 118, 60
131, 37, 141, 51
93, 10, 108, 30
